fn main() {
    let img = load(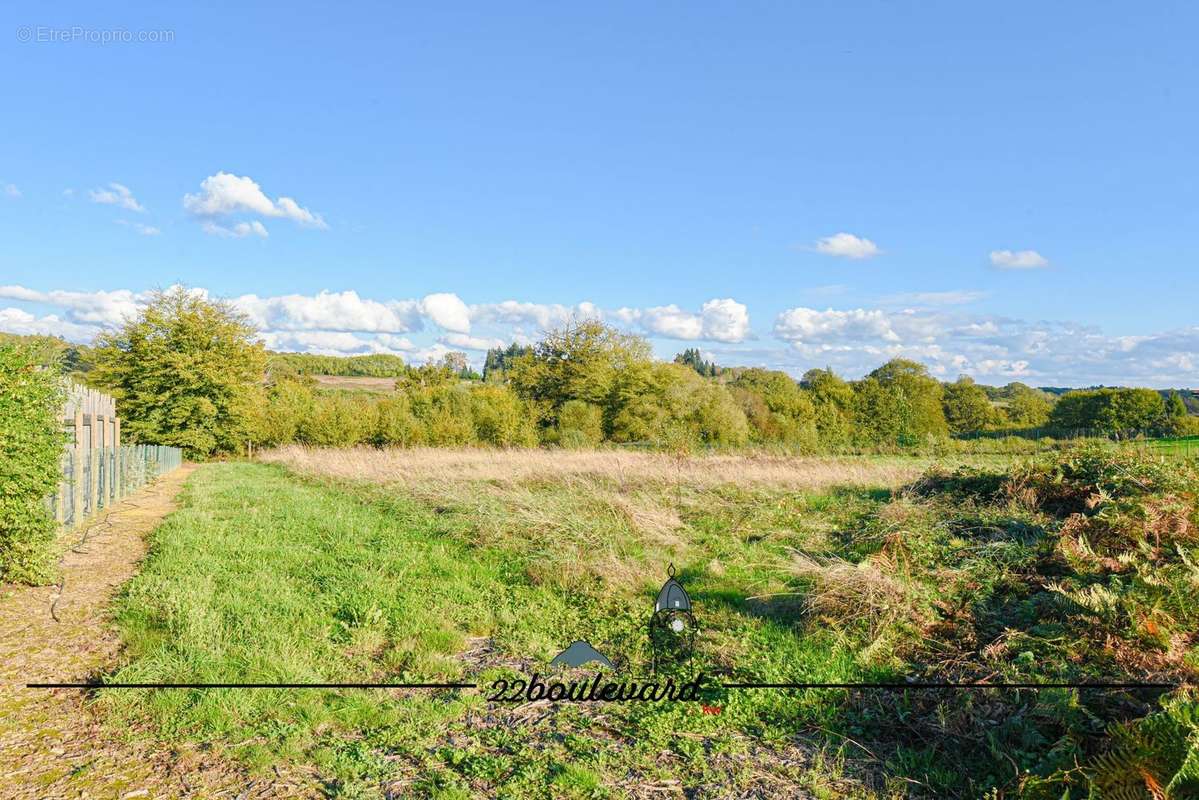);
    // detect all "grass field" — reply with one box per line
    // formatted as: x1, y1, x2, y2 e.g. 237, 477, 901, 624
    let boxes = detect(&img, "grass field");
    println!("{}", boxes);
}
98, 447, 1199, 798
